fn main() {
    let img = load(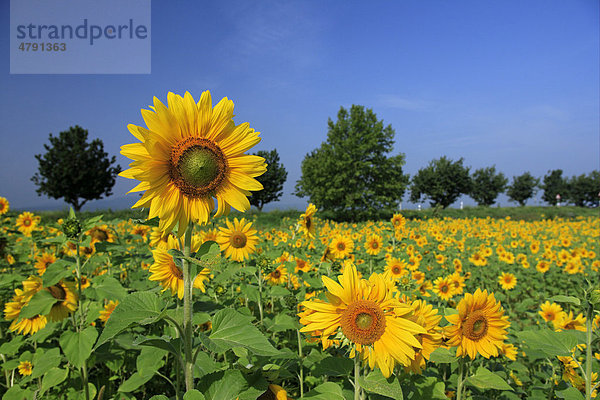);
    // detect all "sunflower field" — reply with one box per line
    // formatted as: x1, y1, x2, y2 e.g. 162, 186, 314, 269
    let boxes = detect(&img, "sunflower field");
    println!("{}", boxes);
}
0, 92, 599, 400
